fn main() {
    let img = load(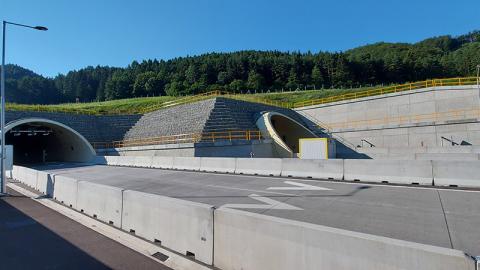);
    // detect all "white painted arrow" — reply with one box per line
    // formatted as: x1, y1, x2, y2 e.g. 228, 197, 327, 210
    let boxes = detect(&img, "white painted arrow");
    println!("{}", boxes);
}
221, 194, 302, 210
267, 181, 332, 191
